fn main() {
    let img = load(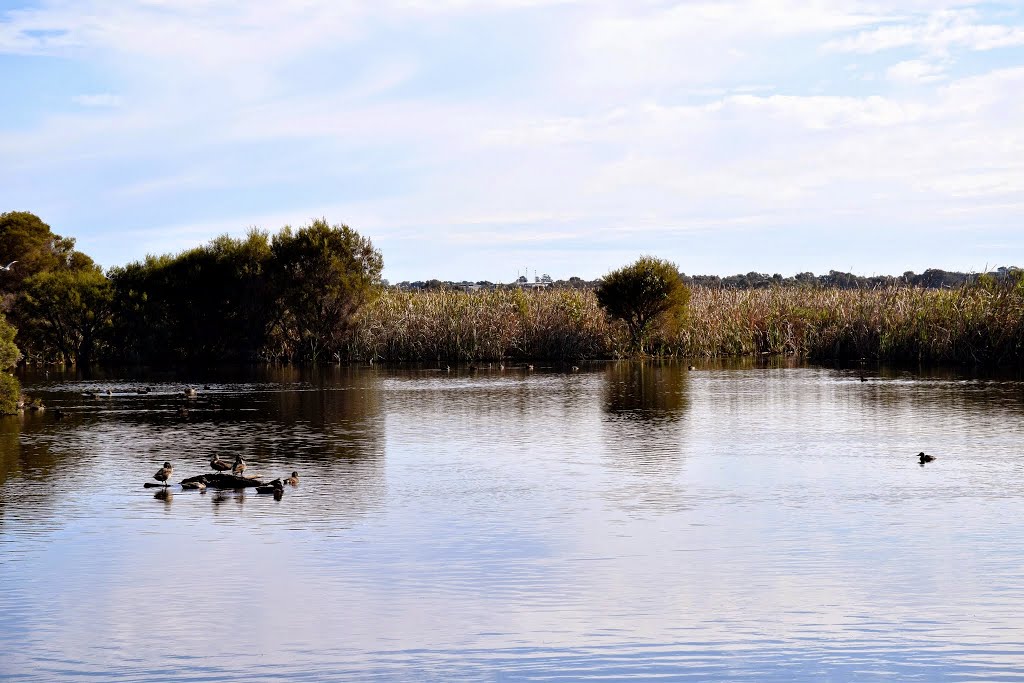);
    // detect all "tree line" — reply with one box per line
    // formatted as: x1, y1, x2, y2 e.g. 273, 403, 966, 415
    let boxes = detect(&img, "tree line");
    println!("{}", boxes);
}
395, 269, 1017, 292
0, 211, 383, 371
